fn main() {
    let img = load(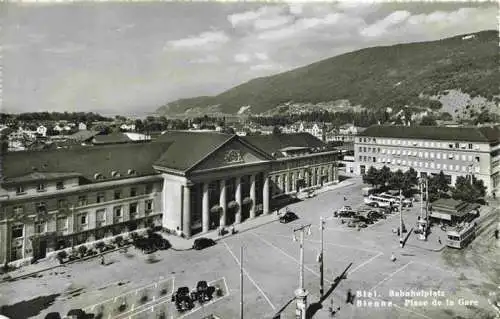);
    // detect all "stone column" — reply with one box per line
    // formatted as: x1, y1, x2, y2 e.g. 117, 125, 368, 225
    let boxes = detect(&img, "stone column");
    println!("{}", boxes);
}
183, 184, 191, 238
250, 174, 256, 219
263, 173, 270, 214
202, 182, 210, 233
220, 179, 227, 227
235, 176, 242, 224
285, 173, 290, 193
